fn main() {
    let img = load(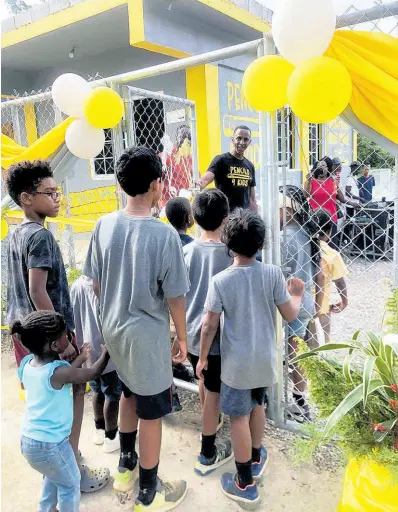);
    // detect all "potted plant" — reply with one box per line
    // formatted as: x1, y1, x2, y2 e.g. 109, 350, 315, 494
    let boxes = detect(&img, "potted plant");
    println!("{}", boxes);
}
292, 327, 398, 511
